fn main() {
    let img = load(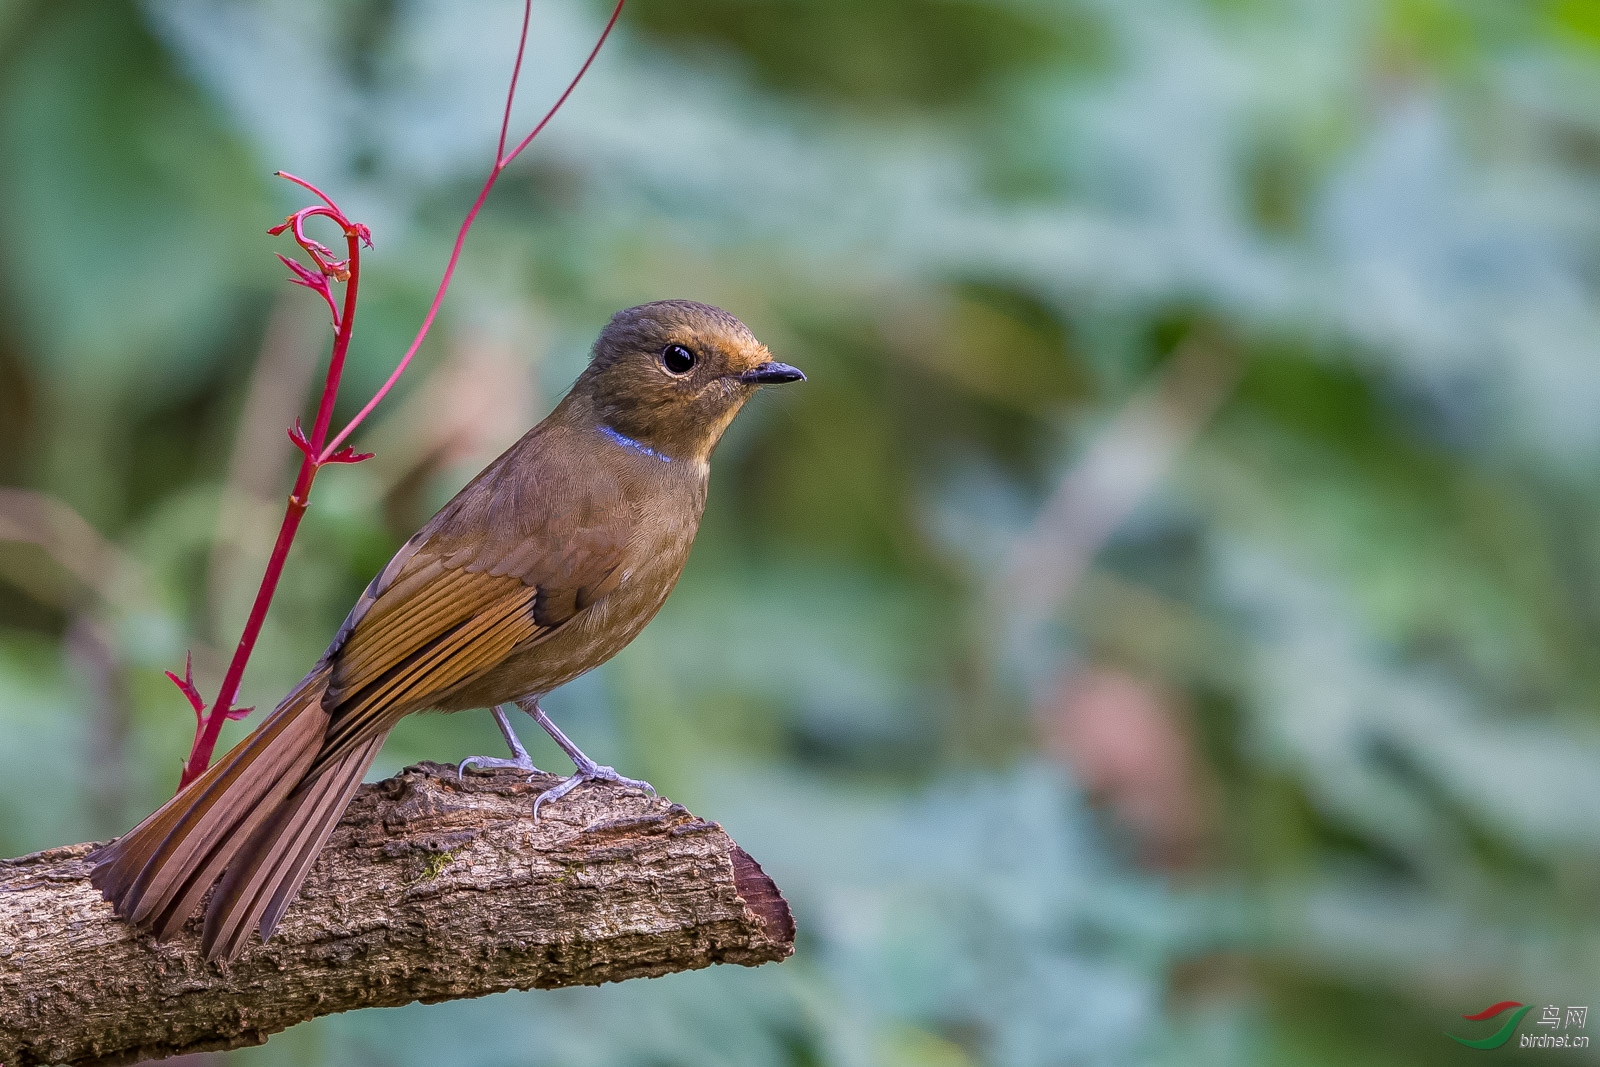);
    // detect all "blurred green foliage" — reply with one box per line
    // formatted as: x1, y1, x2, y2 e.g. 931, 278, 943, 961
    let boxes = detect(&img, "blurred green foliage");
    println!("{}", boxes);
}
2, 0, 1600, 1063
